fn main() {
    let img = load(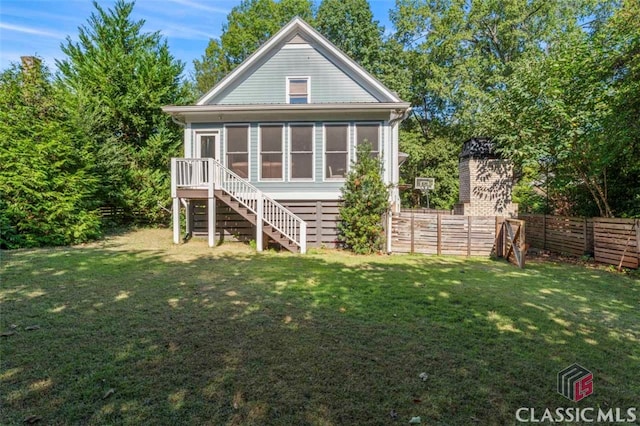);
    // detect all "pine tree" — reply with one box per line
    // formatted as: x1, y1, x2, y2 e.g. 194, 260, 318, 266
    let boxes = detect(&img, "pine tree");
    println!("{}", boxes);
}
0, 58, 100, 248
338, 142, 389, 254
